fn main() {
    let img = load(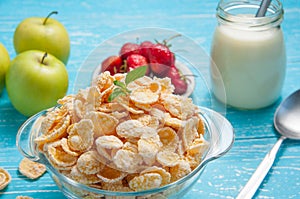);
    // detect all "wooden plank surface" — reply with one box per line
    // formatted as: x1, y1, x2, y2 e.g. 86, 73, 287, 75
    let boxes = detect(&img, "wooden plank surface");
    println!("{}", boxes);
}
1, 0, 300, 198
